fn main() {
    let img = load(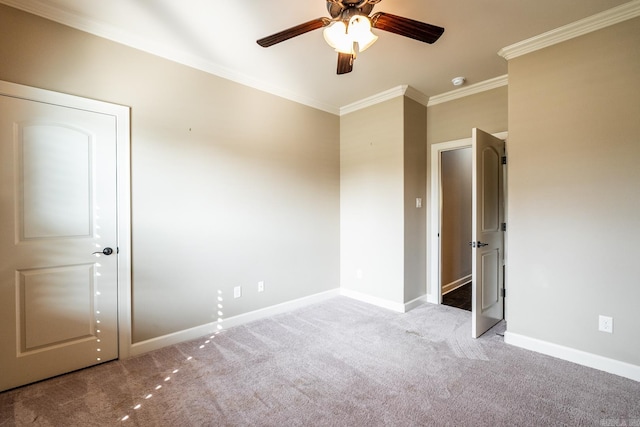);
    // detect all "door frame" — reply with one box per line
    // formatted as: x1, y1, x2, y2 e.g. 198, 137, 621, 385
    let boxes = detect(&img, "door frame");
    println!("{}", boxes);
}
427, 131, 507, 306
0, 80, 132, 359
